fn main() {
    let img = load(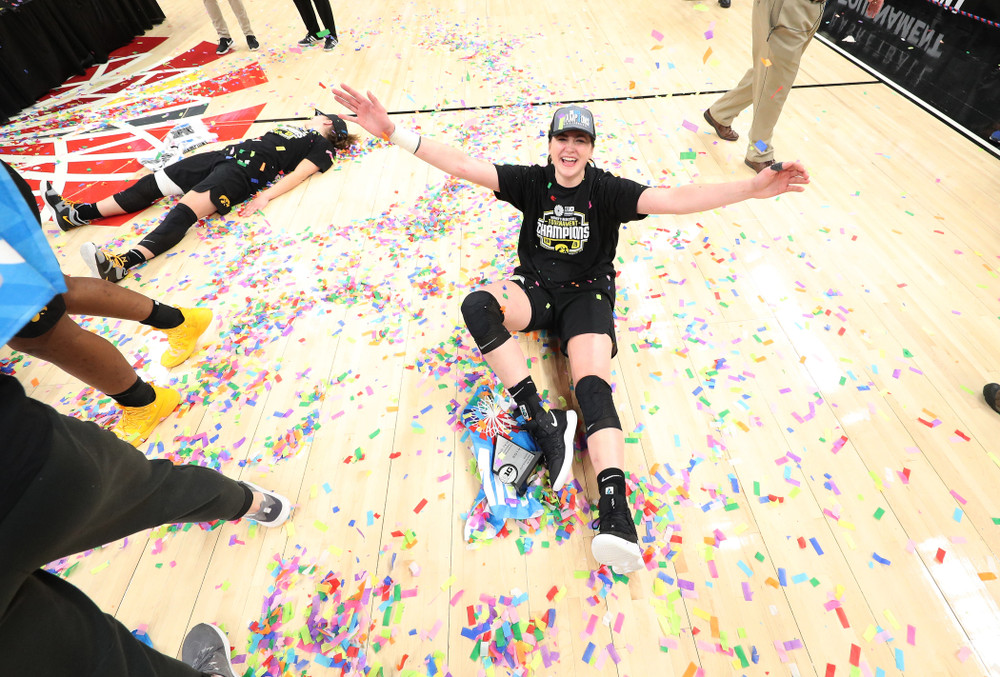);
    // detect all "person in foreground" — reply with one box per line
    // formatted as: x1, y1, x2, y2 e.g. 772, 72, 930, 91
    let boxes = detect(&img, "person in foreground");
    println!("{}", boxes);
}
0, 373, 291, 676
333, 83, 810, 573
41, 113, 357, 282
